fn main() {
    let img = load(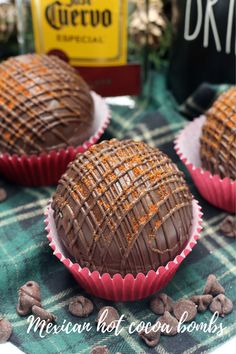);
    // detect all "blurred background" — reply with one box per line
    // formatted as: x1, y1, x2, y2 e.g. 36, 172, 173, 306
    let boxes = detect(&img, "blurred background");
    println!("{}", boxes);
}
0, 0, 235, 102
